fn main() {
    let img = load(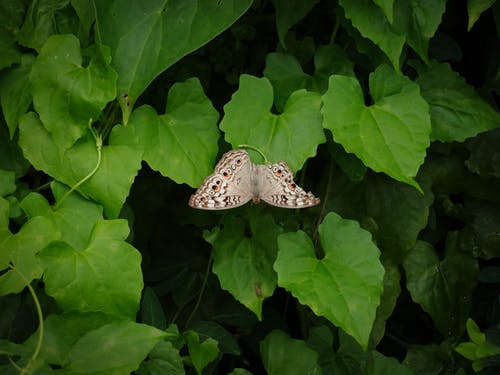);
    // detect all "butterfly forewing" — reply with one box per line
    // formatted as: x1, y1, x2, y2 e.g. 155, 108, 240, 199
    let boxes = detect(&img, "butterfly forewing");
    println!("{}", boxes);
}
256, 161, 320, 208
188, 150, 254, 210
